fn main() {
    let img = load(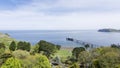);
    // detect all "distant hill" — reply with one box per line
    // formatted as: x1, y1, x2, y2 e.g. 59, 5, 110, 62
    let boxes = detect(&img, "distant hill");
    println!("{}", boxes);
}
98, 28, 120, 32
0, 33, 15, 46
